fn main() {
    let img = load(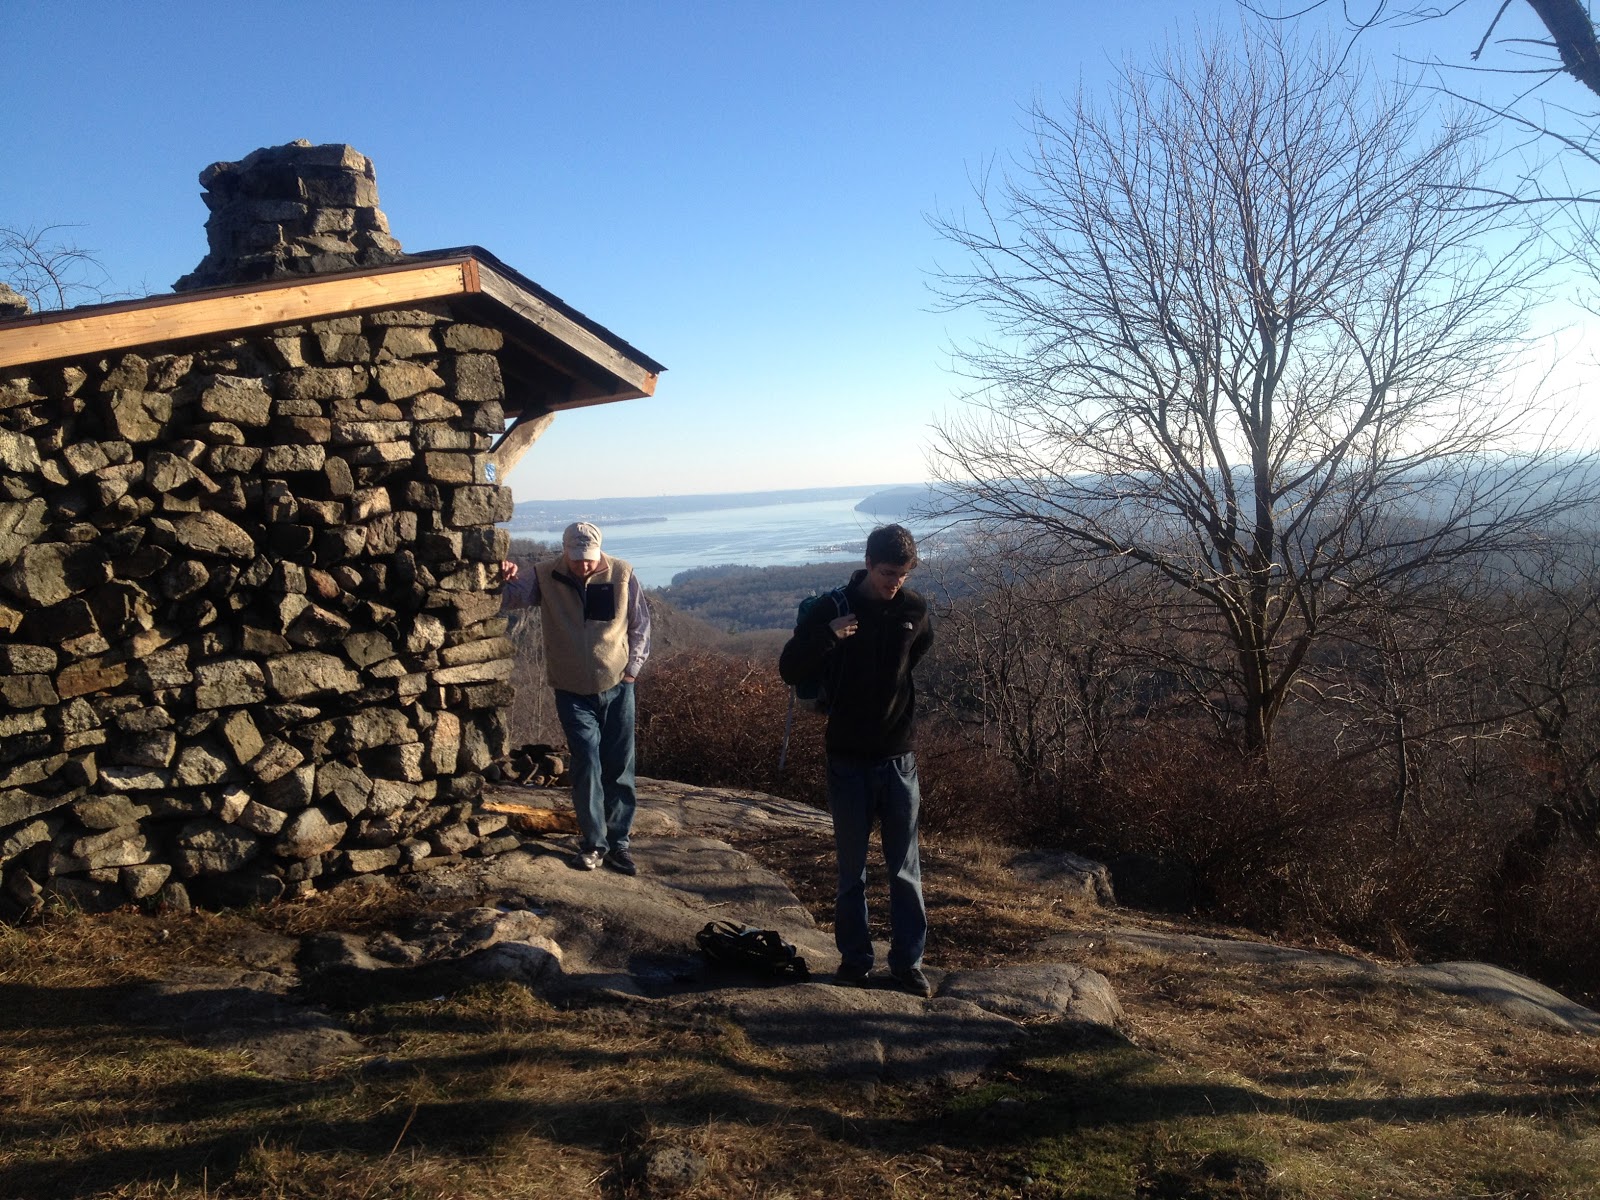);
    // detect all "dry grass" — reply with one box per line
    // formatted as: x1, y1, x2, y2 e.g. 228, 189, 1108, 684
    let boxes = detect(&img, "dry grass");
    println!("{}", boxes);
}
3, 828, 1600, 1199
